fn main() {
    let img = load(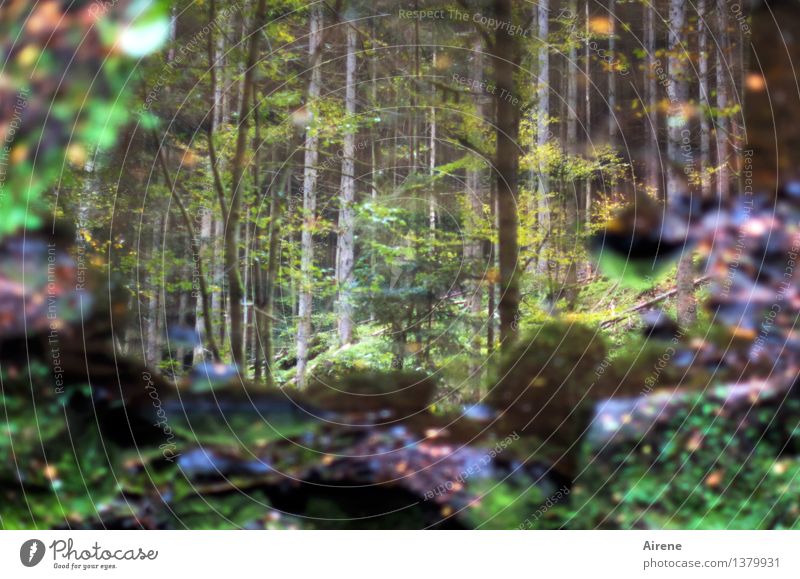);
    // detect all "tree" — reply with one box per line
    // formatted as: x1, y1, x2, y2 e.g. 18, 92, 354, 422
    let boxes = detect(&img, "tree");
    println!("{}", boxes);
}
667, 0, 697, 327
467, 38, 486, 373
537, 0, 551, 264
698, 0, 712, 198
296, 4, 324, 387
716, 0, 730, 200
225, 0, 267, 369
336, 20, 358, 347
492, 0, 523, 346
608, 0, 617, 142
